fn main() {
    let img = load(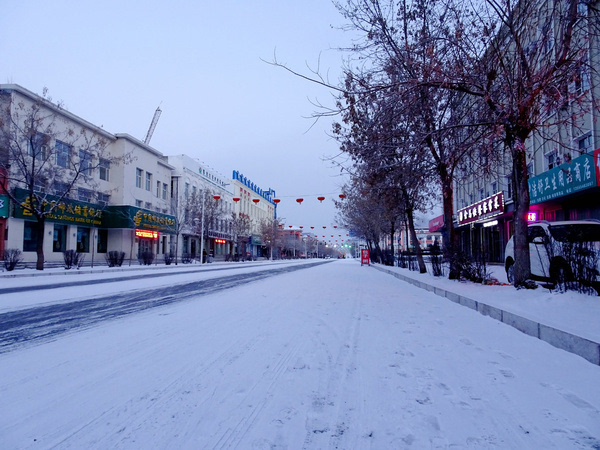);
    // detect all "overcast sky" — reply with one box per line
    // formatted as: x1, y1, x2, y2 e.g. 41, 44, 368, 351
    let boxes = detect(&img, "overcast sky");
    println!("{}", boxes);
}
2, 0, 361, 235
